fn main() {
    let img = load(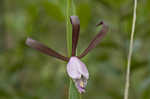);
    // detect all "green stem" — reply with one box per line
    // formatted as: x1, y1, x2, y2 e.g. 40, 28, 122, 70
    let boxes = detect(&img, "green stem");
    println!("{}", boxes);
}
66, 0, 72, 57
66, 0, 81, 99
72, 0, 76, 16
124, 0, 137, 99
